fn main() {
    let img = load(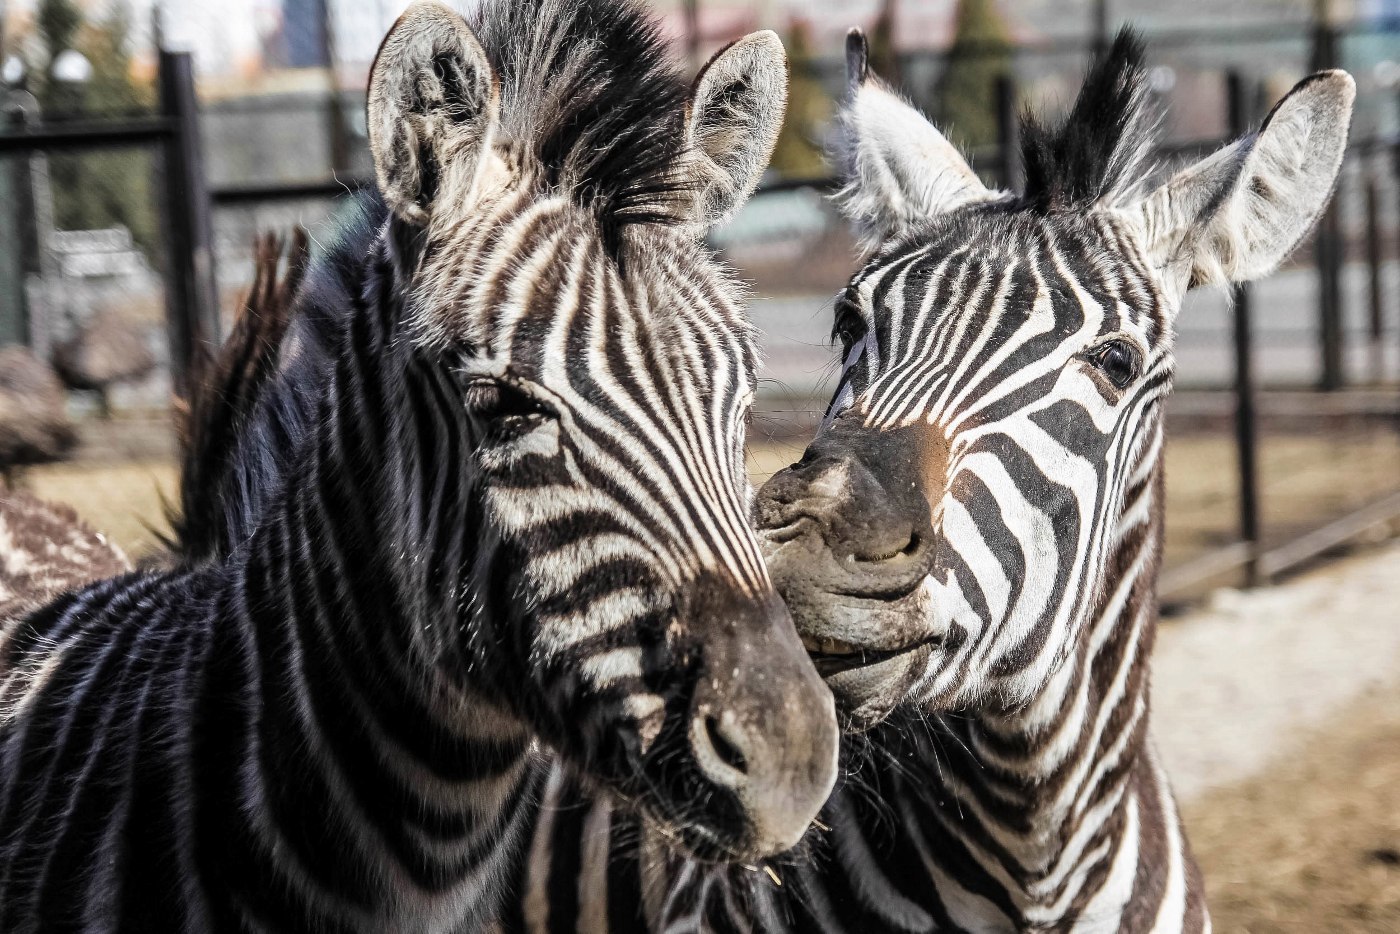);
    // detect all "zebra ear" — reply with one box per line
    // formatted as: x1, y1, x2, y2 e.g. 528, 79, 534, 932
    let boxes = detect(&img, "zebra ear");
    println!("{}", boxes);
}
1128, 70, 1354, 296
836, 29, 998, 249
367, 1, 501, 228
680, 30, 789, 230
